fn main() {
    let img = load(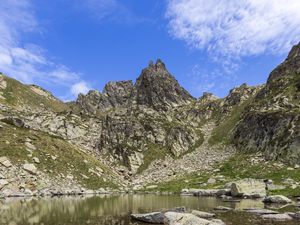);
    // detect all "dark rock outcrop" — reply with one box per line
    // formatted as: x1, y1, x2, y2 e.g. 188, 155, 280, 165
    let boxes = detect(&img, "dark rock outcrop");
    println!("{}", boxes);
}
135, 59, 194, 111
